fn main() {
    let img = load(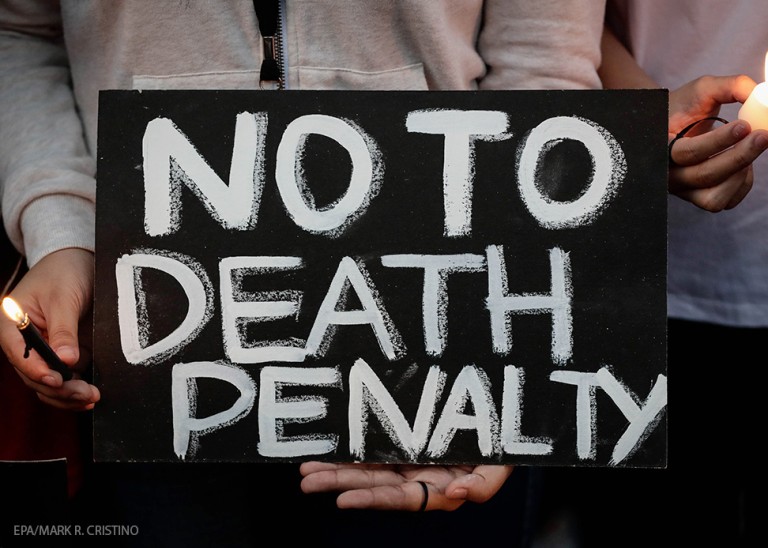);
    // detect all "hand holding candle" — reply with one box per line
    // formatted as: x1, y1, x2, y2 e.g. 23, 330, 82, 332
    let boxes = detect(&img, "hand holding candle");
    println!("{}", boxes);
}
2, 296, 73, 381
662, 74, 768, 212
739, 52, 768, 131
